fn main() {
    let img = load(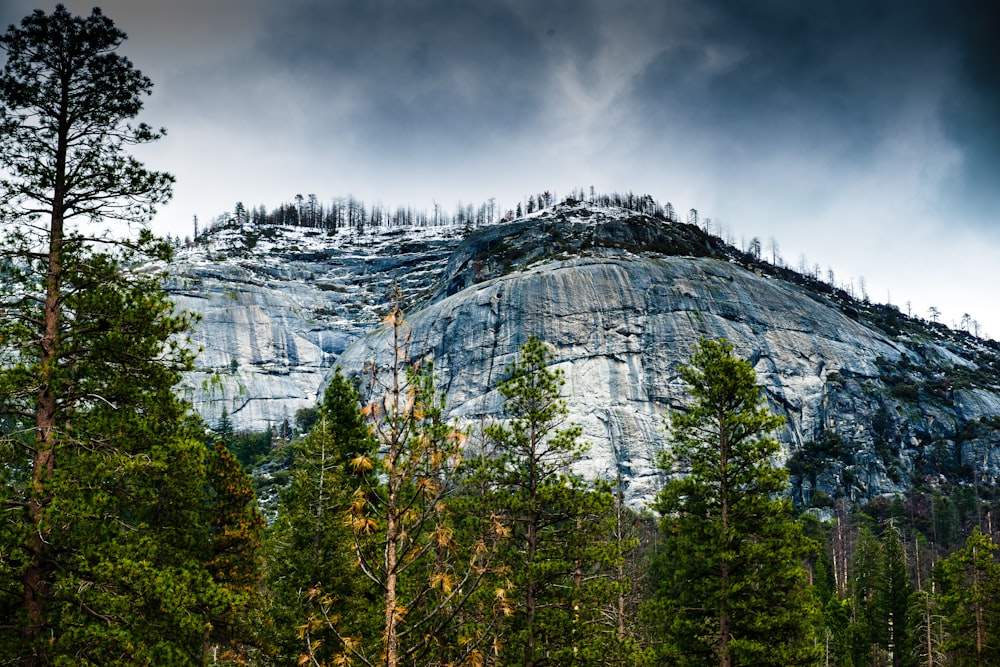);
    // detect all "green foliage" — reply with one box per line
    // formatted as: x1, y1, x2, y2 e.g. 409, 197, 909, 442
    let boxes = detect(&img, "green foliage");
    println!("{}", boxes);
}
0, 6, 249, 662
204, 442, 266, 661
0, 7, 174, 222
266, 369, 376, 664
934, 528, 1000, 666
482, 335, 640, 666
0, 254, 237, 663
215, 405, 235, 440
294, 308, 506, 667
647, 338, 820, 666
848, 524, 913, 667
227, 428, 273, 469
